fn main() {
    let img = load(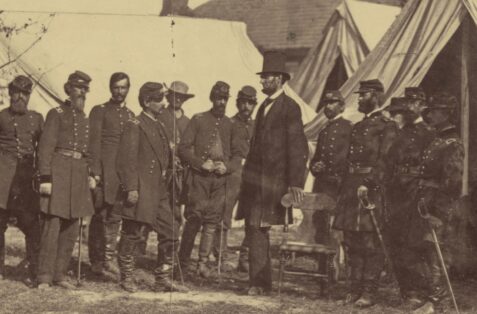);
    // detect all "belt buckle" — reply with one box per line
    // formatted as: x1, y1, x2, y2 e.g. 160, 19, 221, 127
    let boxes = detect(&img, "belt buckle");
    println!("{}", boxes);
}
72, 151, 82, 159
